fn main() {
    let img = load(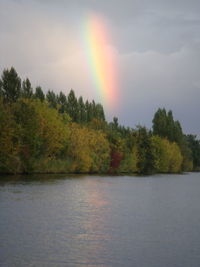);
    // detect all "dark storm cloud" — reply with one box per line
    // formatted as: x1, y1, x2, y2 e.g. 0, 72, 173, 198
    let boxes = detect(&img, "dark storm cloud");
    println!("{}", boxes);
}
0, 0, 200, 135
